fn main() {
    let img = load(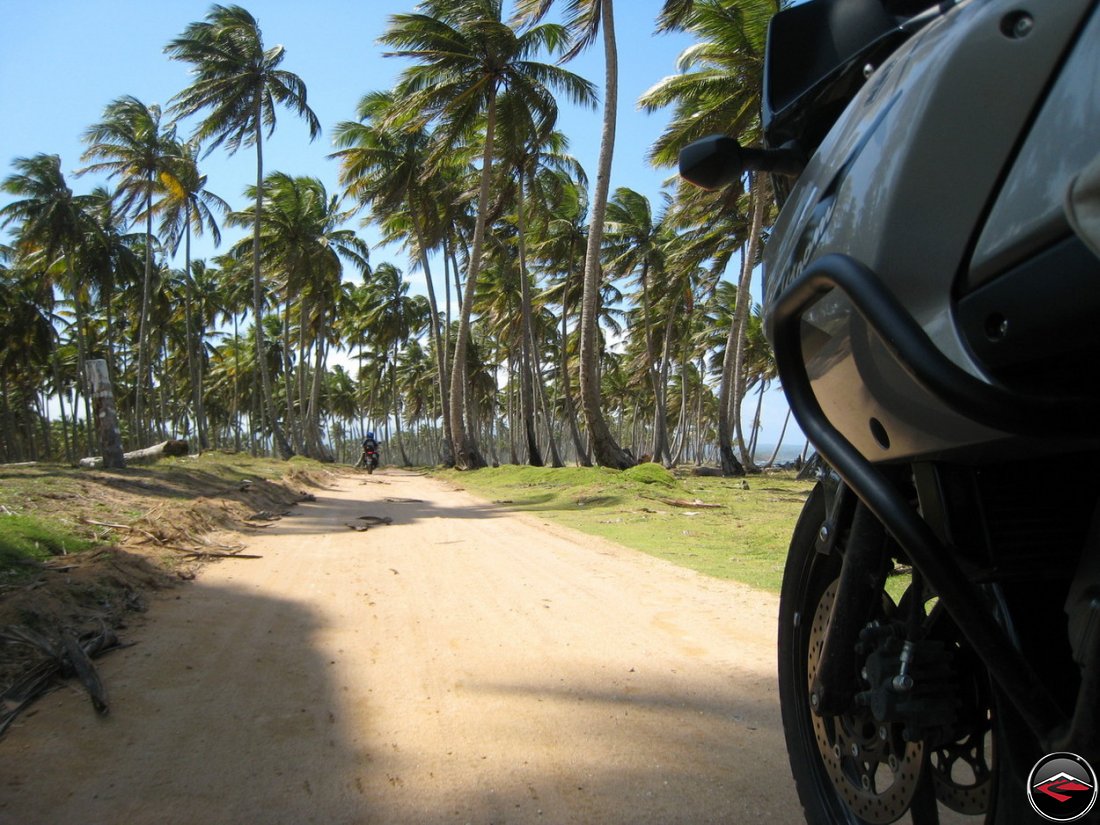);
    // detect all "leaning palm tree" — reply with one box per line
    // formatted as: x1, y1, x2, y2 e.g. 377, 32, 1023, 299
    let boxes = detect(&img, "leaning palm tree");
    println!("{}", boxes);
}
166, 4, 321, 459
380, 0, 595, 470
158, 139, 228, 449
515, 0, 635, 469
80, 95, 179, 443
